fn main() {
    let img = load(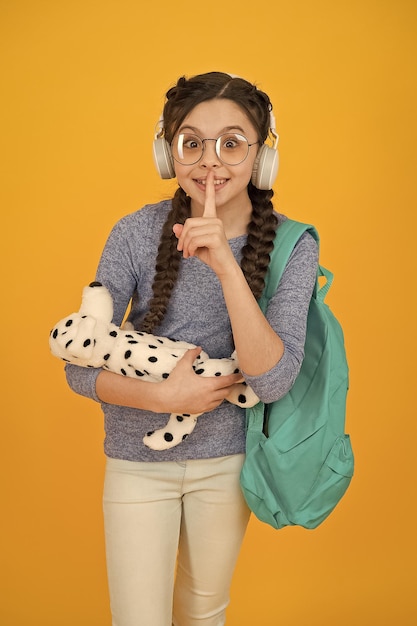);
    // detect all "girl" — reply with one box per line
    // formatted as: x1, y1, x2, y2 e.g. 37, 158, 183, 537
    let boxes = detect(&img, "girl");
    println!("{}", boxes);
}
65, 71, 318, 626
